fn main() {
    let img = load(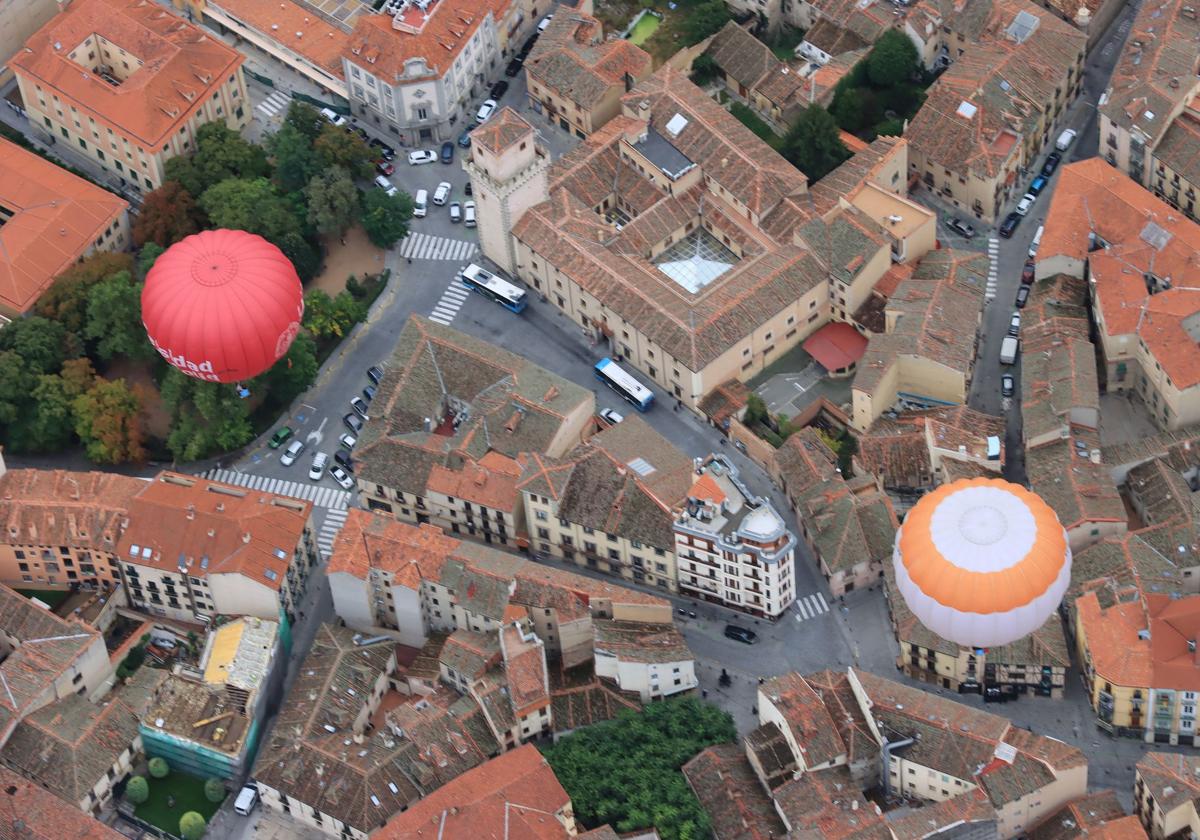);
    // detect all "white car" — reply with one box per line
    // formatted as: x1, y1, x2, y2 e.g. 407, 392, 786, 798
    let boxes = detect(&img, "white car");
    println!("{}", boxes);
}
328, 464, 355, 490
319, 107, 347, 128
433, 181, 452, 206
449, 201, 462, 223
599, 408, 624, 425
373, 175, 397, 197
1015, 193, 1036, 216
407, 149, 438, 166
280, 439, 304, 467
464, 200, 476, 228
309, 452, 329, 481
350, 397, 370, 419
538, 14, 553, 32
339, 433, 357, 450
475, 99, 498, 123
